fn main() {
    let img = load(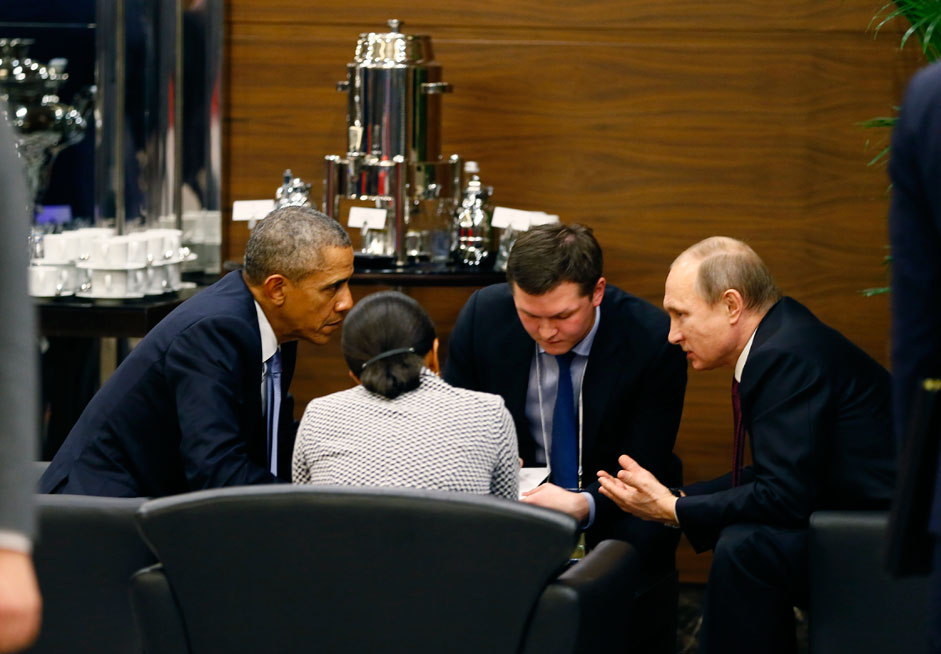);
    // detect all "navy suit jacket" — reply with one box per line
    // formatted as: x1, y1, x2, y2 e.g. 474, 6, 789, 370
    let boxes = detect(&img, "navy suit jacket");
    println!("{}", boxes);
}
677, 297, 896, 552
888, 62, 941, 532
444, 283, 687, 553
39, 271, 298, 498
